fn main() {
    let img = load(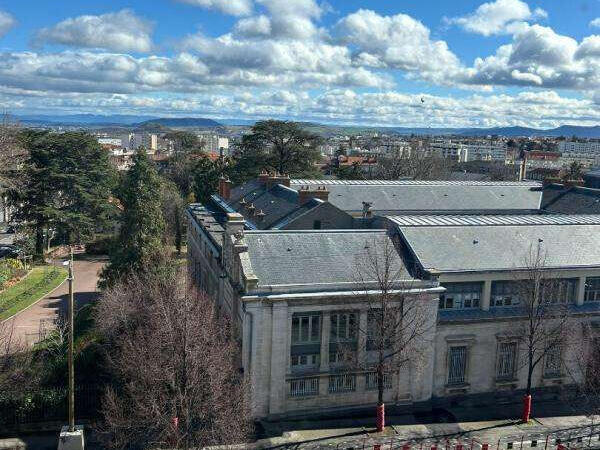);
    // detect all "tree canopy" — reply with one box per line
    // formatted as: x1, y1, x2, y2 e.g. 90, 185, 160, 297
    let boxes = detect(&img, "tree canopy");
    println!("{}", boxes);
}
9, 130, 116, 256
100, 150, 167, 288
235, 120, 322, 180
